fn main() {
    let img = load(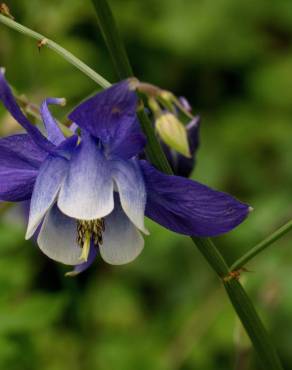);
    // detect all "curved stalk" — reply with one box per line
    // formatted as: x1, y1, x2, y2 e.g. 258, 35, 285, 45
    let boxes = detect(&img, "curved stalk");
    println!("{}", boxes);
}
0, 14, 111, 88
231, 219, 292, 271
91, 0, 133, 79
